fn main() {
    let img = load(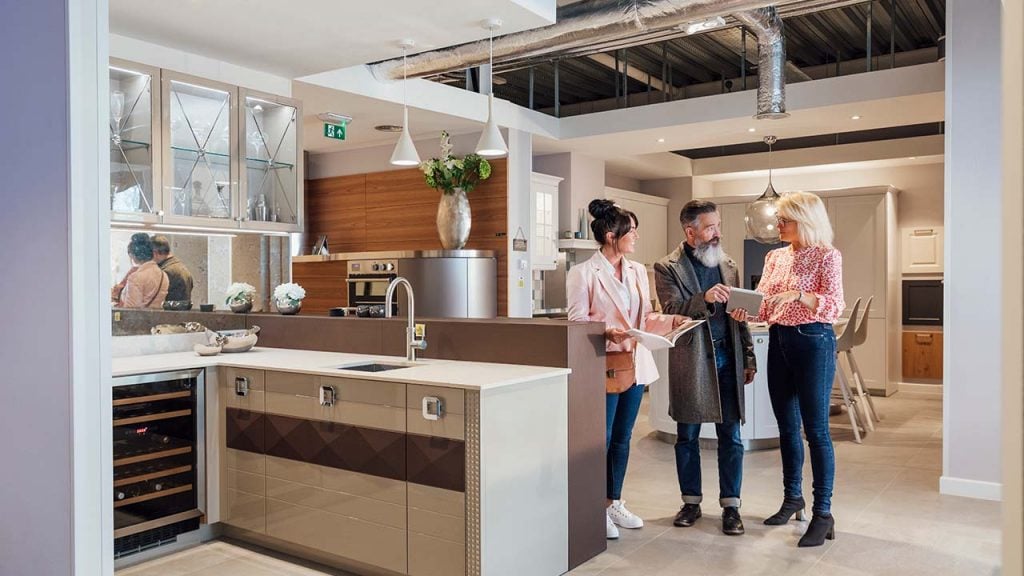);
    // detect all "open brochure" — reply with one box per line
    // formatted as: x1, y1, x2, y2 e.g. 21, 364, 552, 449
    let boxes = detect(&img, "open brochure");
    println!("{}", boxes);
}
627, 319, 705, 351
